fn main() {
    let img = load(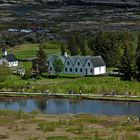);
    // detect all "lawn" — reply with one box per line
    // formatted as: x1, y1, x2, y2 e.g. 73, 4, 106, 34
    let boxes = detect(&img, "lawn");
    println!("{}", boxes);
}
6, 41, 61, 59
2, 74, 140, 95
0, 110, 139, 140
